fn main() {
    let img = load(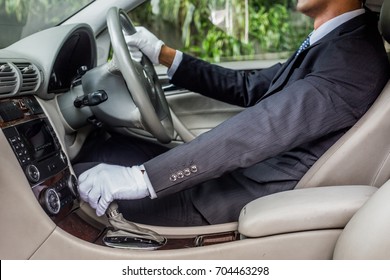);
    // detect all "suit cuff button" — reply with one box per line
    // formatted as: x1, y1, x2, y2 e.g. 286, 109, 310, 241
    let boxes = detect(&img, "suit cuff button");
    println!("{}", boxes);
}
183, 168, 191, 176
190, 165, 198, 173
169, 174, 177, 182
177, 171, 184, 179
